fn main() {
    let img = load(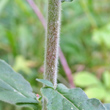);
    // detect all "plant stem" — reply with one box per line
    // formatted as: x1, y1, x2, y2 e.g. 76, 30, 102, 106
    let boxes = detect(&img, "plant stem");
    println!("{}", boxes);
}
44, 0, 61, 86
27, 0, 75, 88
43, 0, 61, 109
